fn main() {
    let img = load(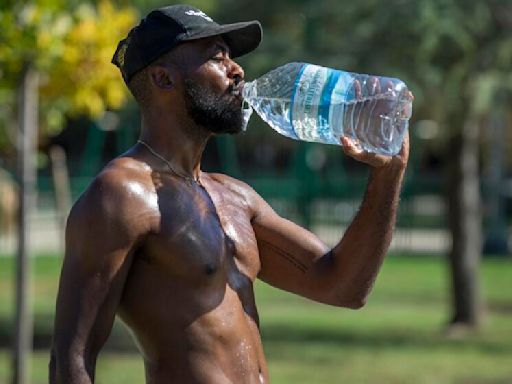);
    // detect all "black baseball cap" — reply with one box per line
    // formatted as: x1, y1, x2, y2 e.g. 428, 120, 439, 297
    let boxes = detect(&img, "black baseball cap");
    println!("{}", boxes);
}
112, 4, 262, 83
